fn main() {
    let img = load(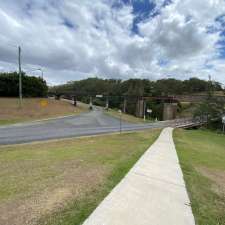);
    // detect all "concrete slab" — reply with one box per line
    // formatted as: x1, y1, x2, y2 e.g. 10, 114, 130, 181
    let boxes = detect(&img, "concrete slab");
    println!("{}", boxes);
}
82, 128, 196, 225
